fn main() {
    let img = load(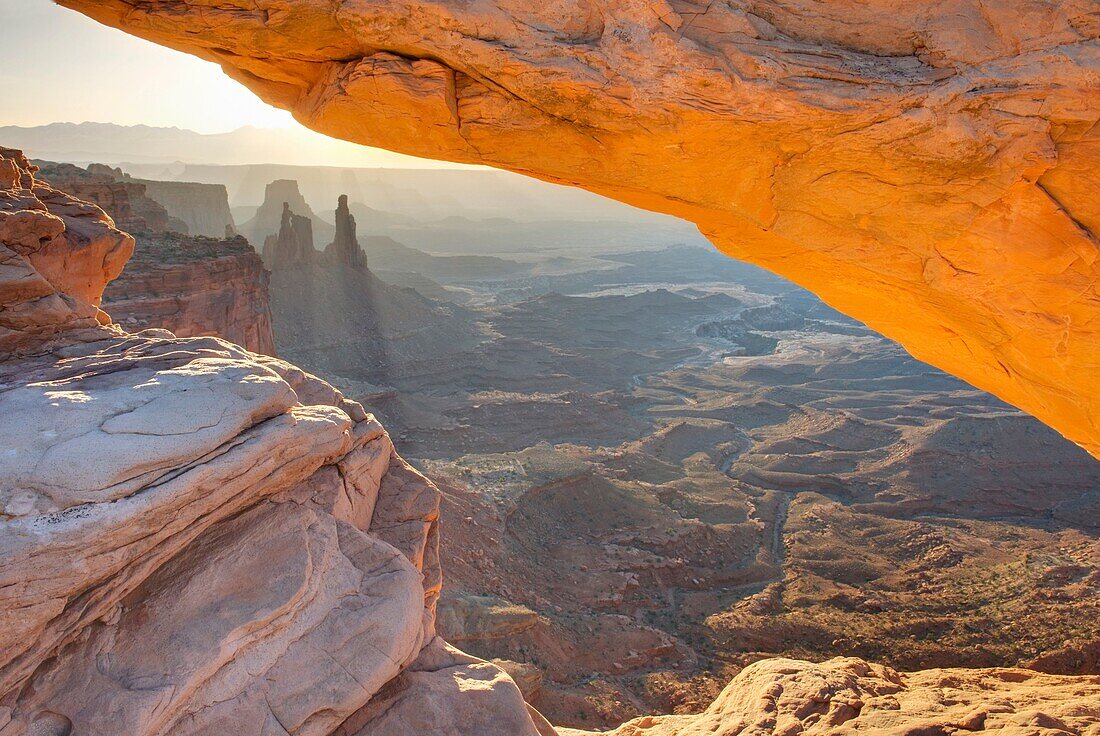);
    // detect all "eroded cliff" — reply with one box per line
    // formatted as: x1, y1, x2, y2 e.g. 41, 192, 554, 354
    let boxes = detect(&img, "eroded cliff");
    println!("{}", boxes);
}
136, 178, 236, 238
0, 148, 548, 735
103, 232, 277, 355
37, 161, 277, 355
56, 0, 1100, 456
